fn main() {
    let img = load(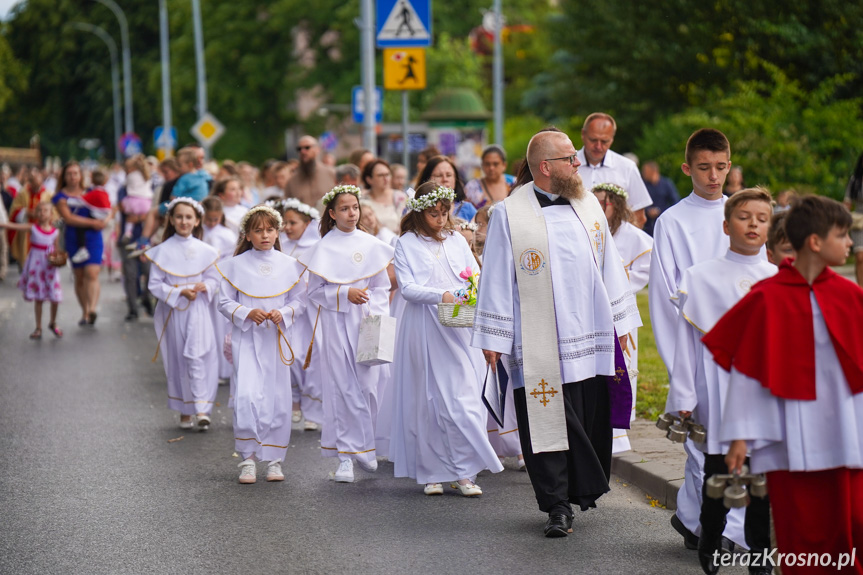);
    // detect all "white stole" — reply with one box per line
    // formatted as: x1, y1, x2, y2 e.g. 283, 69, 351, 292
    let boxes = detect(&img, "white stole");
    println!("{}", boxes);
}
504, 186, 569, 453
